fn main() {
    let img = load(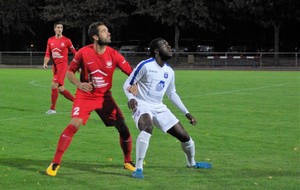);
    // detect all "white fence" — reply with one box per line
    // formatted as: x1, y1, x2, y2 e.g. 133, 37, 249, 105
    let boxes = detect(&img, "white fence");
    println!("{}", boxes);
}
0, 51, 298, 68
